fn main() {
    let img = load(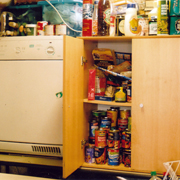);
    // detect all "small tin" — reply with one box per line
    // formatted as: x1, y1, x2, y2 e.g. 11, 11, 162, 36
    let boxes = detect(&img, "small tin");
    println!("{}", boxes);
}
55, 24, 67, 35
107, 108, 118, 129
45, 25, 54, 36
37, 21, 48, 36
118, 118, 128, 131
95, 129, 107, 147
100, 116, 111, 130
120, 109, 130, 119
125, 129, 131, 149
89, 119, 99, 144
128, 117, 131, 131
85, 144, 95, 163
94, 146, 106, 164
123, 149, 131, 167
108, 130, 120, 149
108, 148, 120, 166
